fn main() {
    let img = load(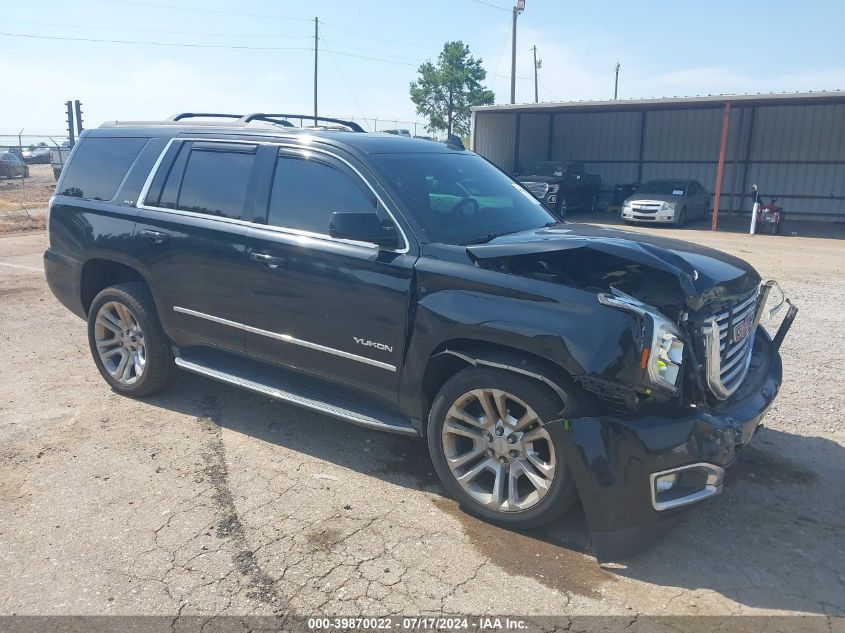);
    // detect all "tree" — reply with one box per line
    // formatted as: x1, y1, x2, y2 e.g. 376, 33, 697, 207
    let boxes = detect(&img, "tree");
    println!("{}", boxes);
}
410, 41, 494, 138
